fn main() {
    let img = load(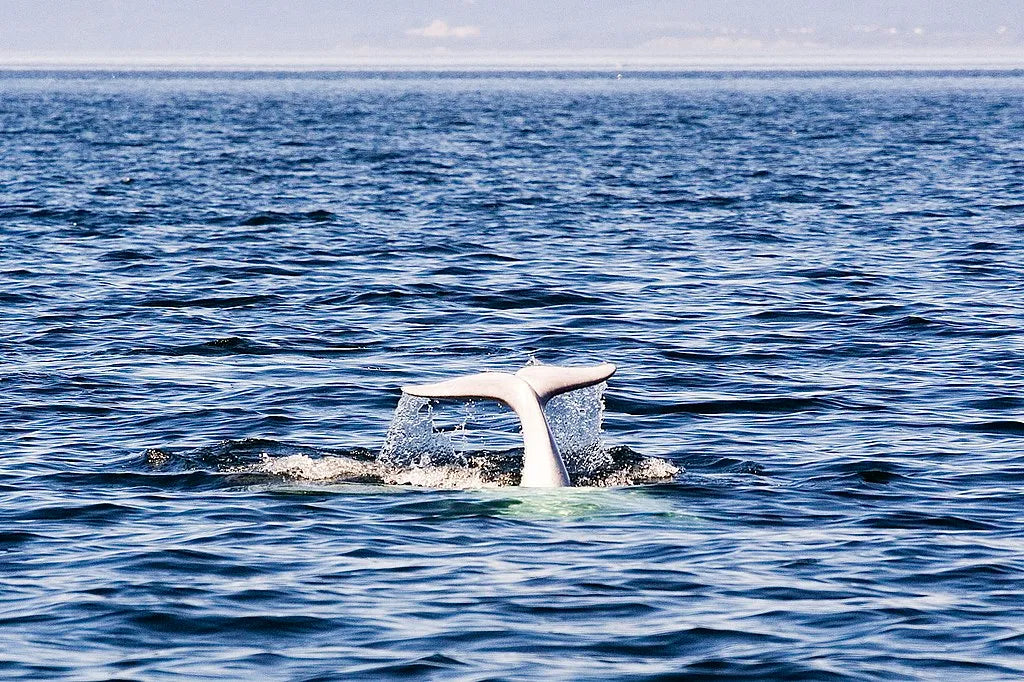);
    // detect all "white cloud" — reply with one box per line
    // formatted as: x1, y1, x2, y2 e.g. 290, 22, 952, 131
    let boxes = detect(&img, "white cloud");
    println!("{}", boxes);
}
638, 36, 766, 53
406, 19, 480, 40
